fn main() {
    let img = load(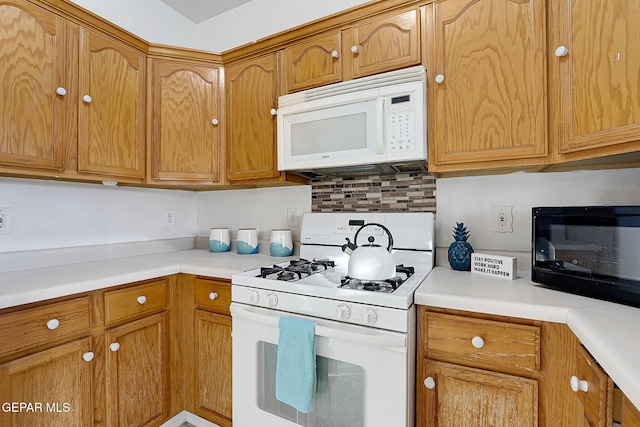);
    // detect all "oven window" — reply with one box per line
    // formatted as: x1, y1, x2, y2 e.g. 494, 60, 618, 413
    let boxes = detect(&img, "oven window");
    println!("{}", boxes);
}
257, 341, 365, 426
